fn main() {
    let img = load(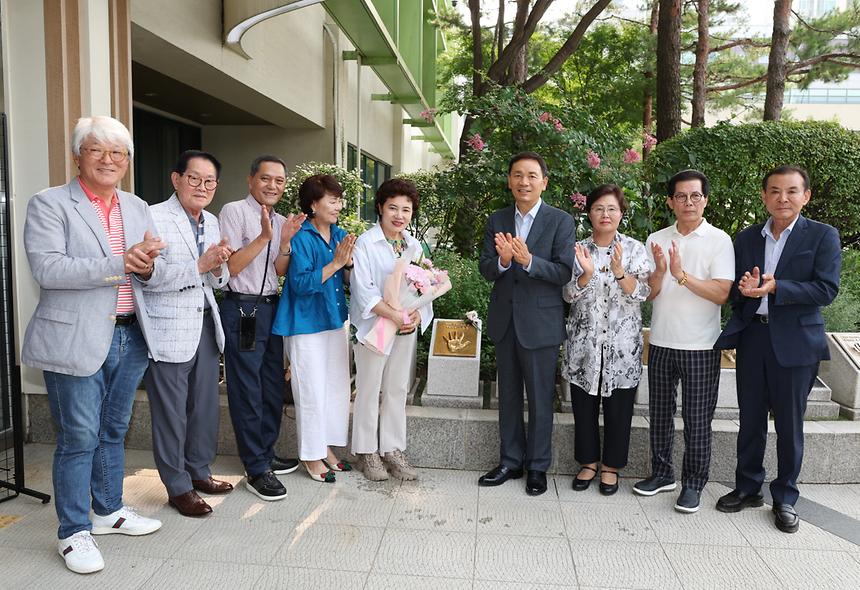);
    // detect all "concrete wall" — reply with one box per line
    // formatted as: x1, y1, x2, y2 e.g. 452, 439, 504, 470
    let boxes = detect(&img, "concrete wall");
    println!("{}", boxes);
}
1, 0, 51, 394
131, 0, 327, 128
